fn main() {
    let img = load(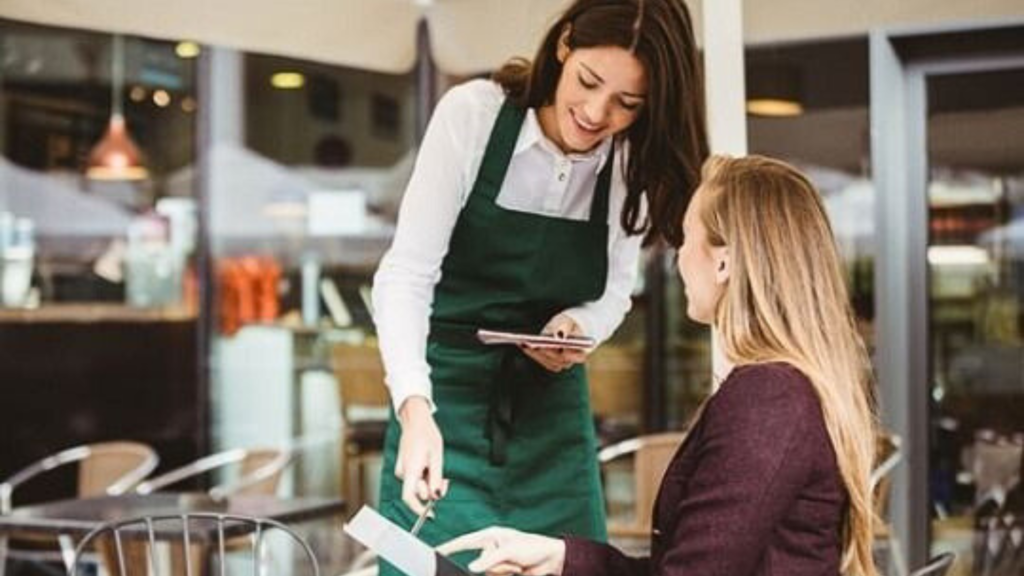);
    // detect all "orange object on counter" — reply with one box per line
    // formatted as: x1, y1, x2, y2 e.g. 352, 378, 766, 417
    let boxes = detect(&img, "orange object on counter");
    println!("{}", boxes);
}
217, 256, 282, 336
256, 257, 281, 322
